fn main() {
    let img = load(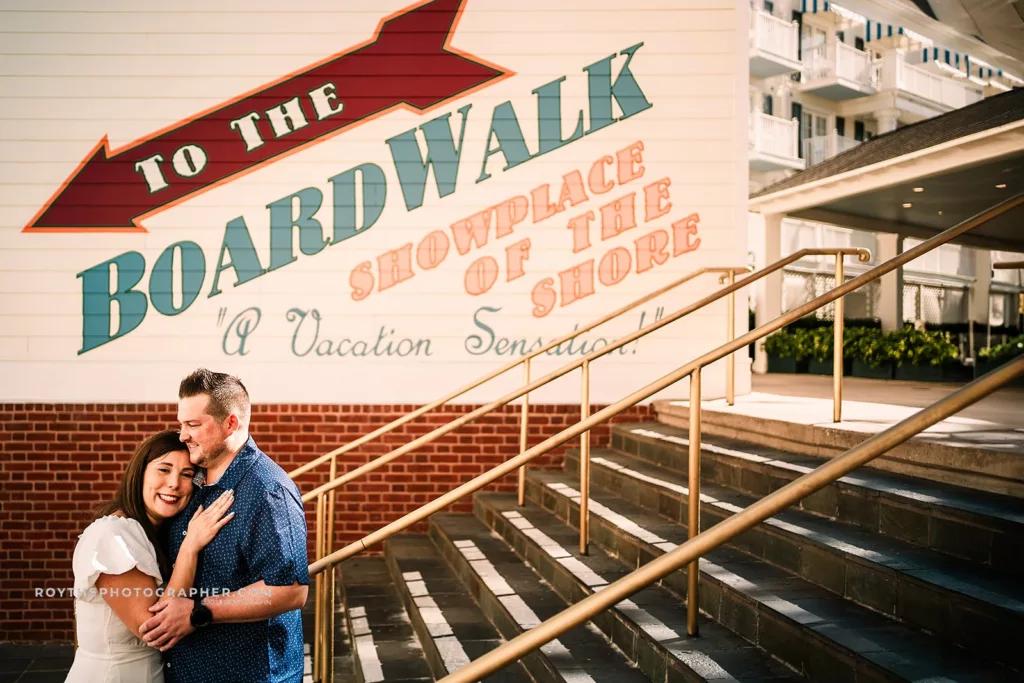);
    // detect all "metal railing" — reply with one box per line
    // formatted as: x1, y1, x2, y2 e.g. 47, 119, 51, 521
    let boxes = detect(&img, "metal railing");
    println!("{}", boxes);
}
297, 264, 734, 680
301, 248, 865, 678
421, 193, 1022, 681
438, 354, 1024, 681
295, 265, 747, 680
301, 193, 1021, 680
